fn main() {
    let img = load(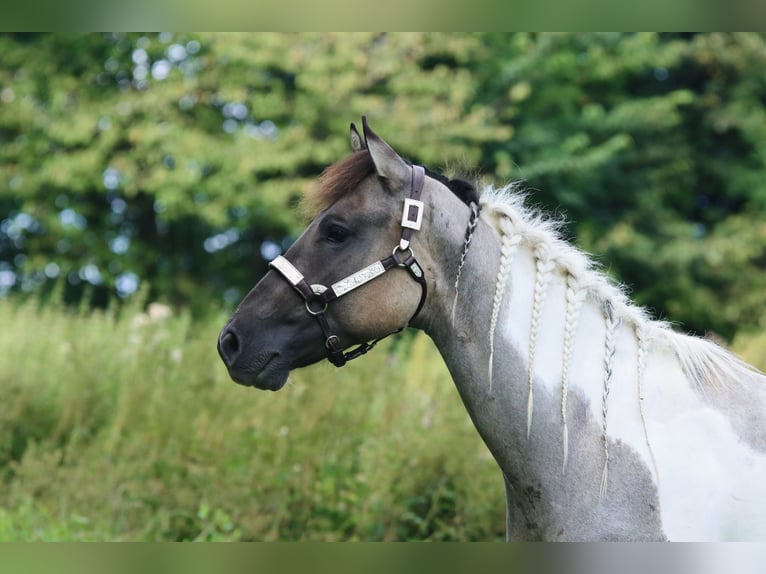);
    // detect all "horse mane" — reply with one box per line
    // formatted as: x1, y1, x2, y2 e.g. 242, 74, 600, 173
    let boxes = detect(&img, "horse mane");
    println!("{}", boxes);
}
306, 151, 764, 394
301, 144, 763, 503
303, 151, 478, 217
477, 183, 766, 393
